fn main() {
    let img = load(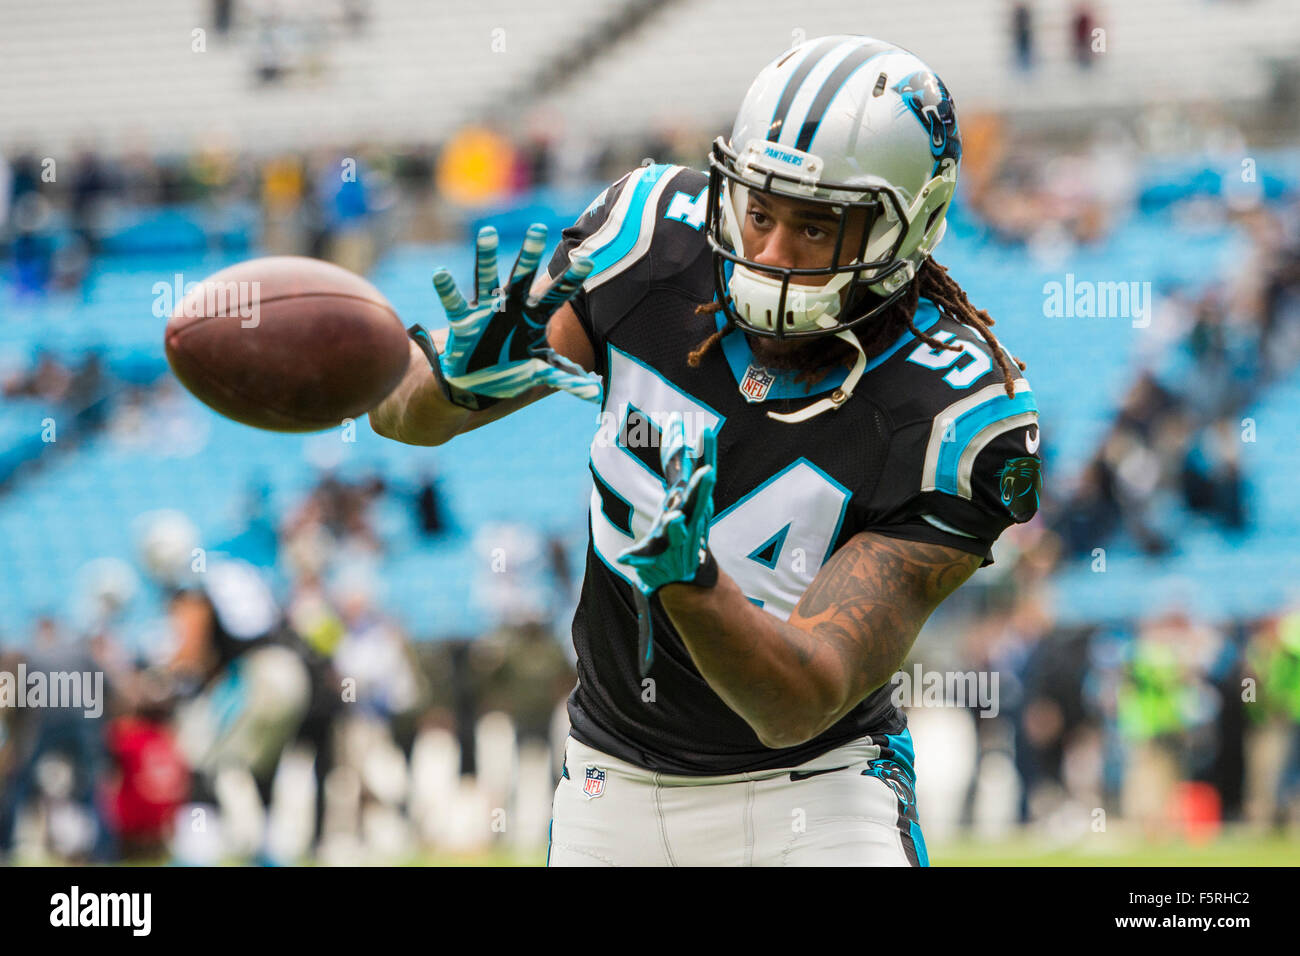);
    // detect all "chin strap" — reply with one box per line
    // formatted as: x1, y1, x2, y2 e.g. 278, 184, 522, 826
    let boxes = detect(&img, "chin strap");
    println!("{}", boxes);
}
765, 328, 868, 424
